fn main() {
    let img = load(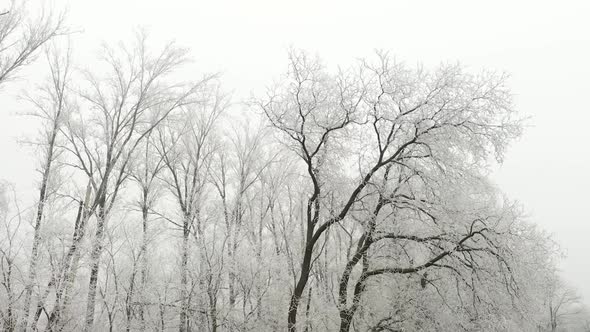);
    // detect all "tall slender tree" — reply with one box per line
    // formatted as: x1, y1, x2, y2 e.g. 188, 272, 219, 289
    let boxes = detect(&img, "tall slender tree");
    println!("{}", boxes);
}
157, 84, 226, 331
19, 44, 72, 331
